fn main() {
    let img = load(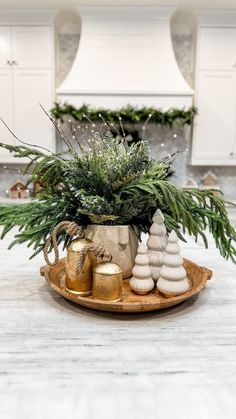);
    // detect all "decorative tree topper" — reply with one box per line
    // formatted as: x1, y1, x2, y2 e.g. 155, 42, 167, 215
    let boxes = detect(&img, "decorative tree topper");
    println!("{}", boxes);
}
130, 243, 154, 295
147, 209, 166, 282
157, 230, 190, 296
